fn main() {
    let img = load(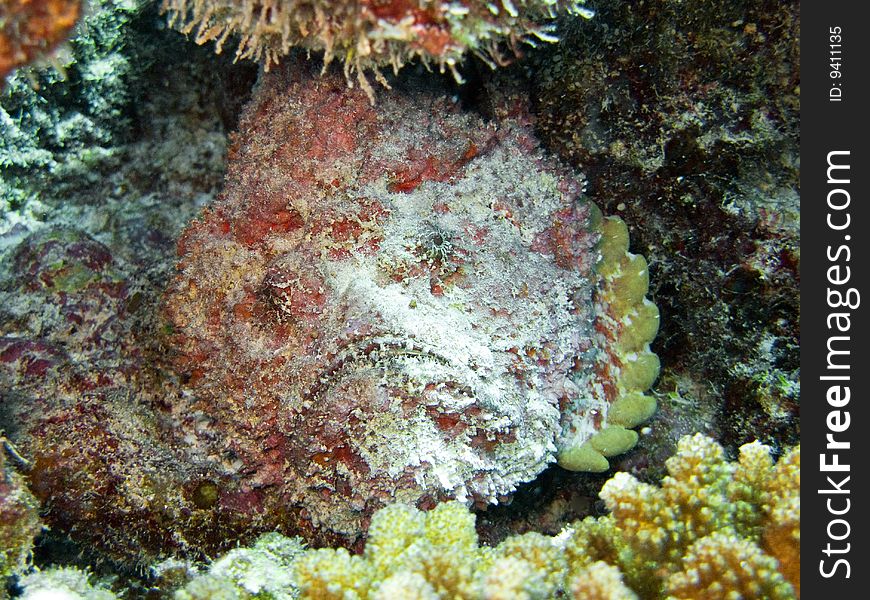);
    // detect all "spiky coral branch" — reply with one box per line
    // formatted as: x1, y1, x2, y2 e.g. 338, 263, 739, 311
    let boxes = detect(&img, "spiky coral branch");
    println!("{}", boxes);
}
161, 0, 592, 99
